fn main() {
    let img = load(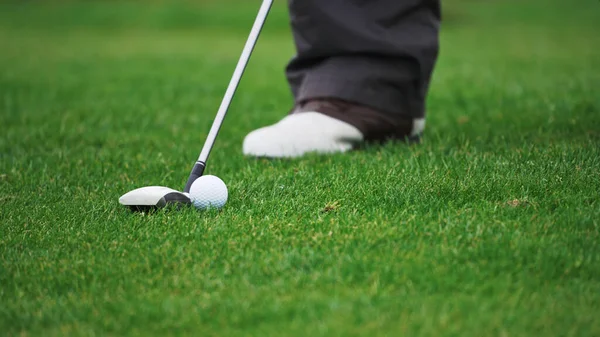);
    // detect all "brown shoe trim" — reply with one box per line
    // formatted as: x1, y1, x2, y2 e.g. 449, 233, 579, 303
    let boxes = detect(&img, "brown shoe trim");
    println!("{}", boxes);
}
291, 98, 417, 143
